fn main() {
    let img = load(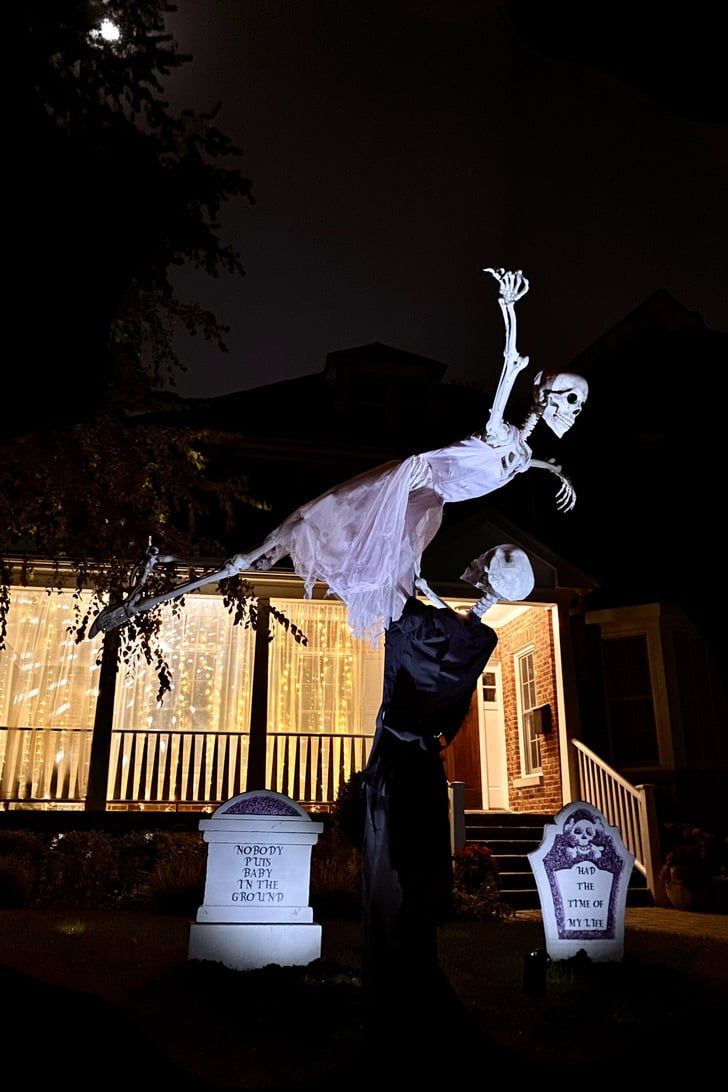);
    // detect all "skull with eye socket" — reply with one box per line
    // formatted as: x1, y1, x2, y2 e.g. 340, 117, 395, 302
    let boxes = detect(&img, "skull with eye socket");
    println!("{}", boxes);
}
533, 371, 589, 438
563, 814, 605, 861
